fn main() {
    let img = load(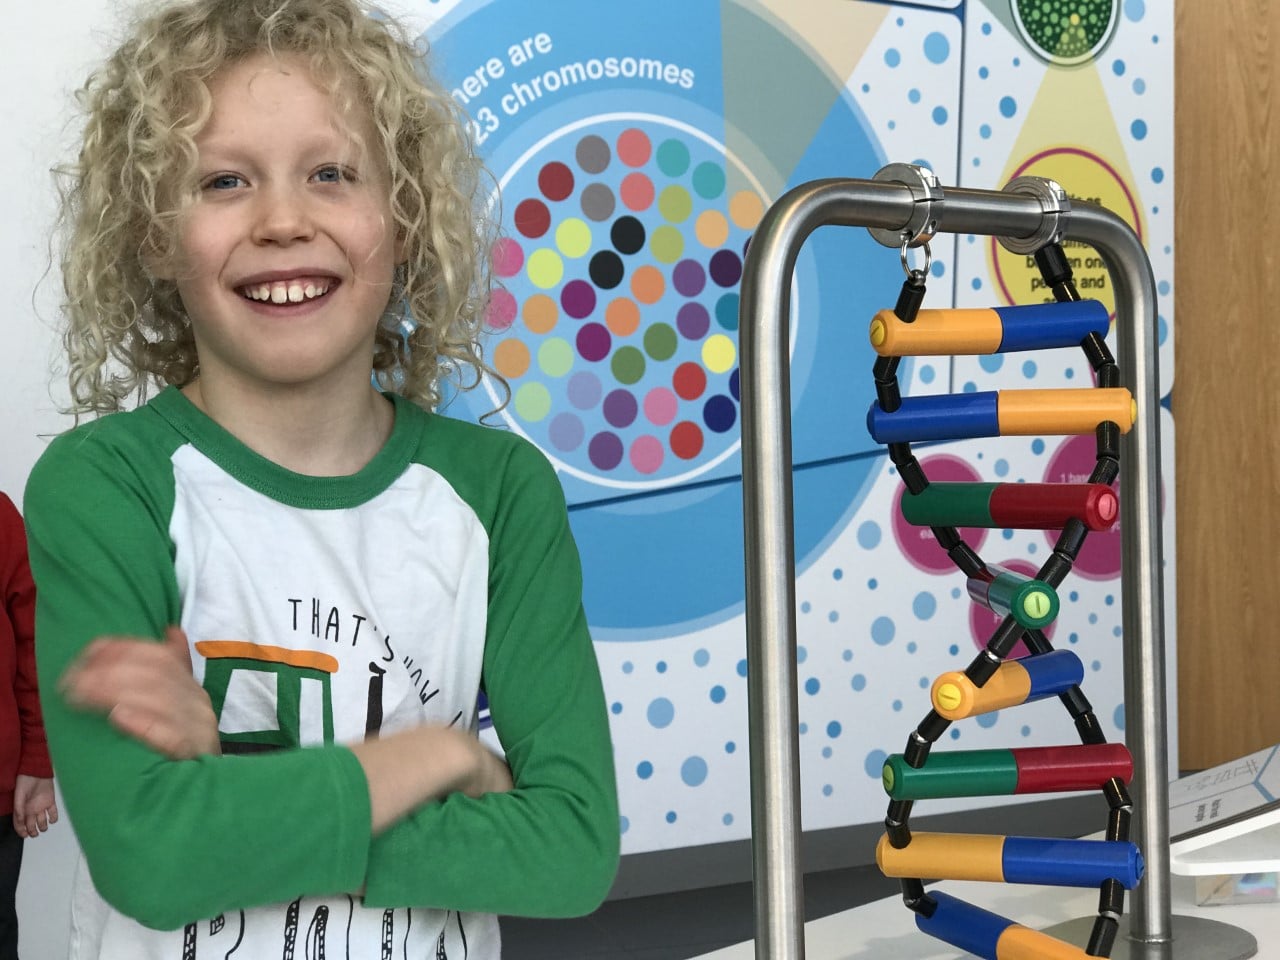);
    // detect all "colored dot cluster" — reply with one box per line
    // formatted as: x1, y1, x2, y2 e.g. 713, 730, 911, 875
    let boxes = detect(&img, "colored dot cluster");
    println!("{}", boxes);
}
488, 120, 766, 482
1014, 0, 1117, 61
